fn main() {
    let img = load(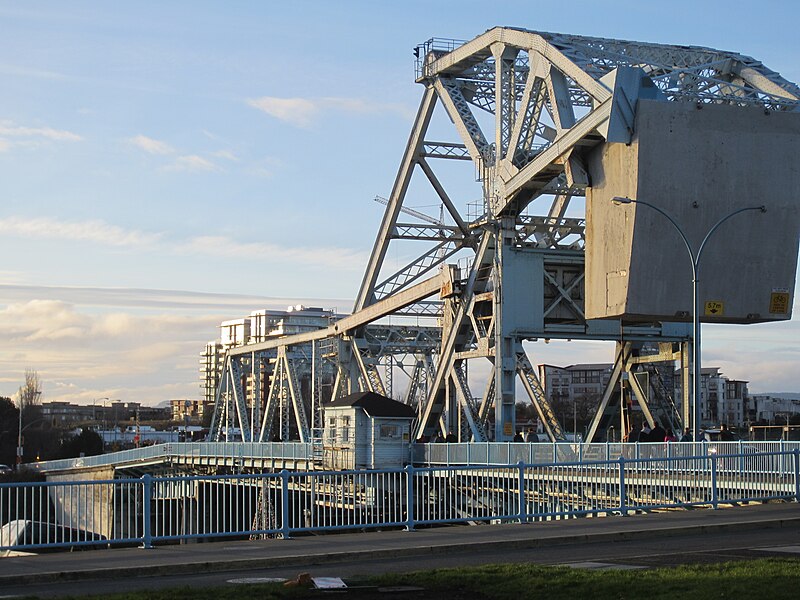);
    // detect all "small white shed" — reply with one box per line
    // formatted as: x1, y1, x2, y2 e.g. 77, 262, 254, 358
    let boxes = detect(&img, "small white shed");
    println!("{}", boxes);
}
322, 392, 416, 470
